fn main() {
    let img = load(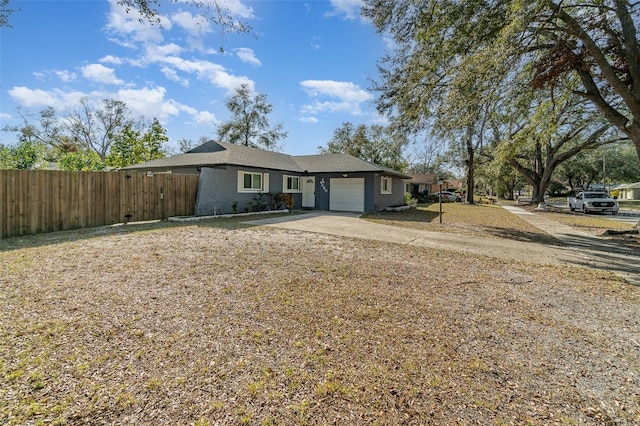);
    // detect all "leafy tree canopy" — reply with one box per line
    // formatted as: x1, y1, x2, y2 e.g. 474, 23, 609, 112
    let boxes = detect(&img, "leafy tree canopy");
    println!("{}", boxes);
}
57, 150, 106, 172
362, 0, 640, 201
106, 118, 168, 168
0, 140, 48, 170
2, 100, 170, 171
319, 122, 408, 171
0, 0, 16, 27
216, 84, 287, 150
364, 0, 640, 151
558, 143, 640, 190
